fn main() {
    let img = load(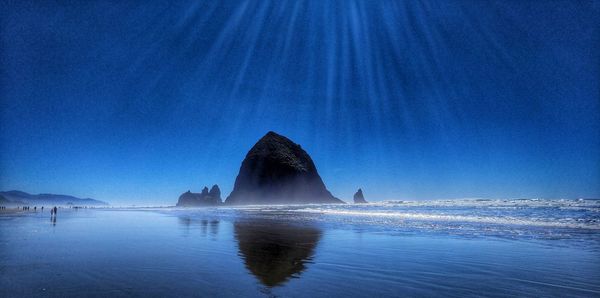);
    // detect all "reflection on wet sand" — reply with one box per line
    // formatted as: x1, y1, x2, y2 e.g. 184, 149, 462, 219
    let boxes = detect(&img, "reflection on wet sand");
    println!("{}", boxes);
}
234, 220, 322, 287
178, 216, 220, 237
50, 209, 57, 226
